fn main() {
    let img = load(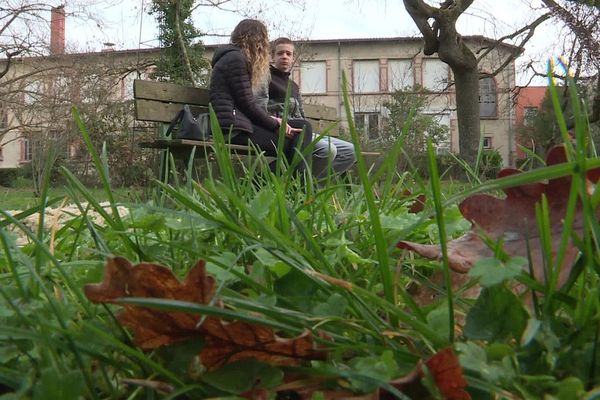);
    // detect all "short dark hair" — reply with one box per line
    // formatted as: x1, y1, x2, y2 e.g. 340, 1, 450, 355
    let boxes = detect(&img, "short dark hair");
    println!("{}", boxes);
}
271, 37, 294, 55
